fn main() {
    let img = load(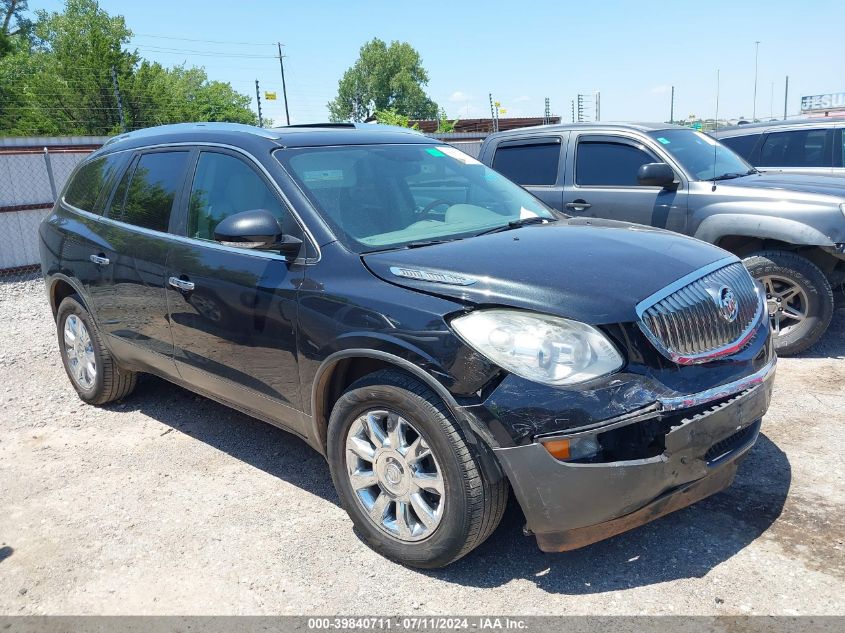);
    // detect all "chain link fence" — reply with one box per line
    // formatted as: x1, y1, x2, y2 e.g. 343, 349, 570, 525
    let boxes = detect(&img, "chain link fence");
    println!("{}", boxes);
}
1, 138, 106, 281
